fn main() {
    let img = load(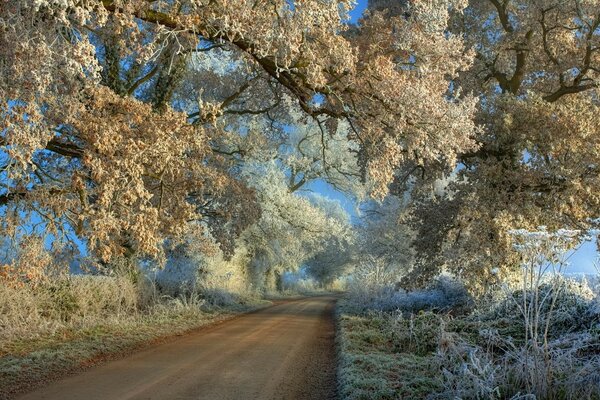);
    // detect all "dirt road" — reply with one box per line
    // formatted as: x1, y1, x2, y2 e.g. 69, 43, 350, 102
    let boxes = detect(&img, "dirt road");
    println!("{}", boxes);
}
17, 296, 338, 400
